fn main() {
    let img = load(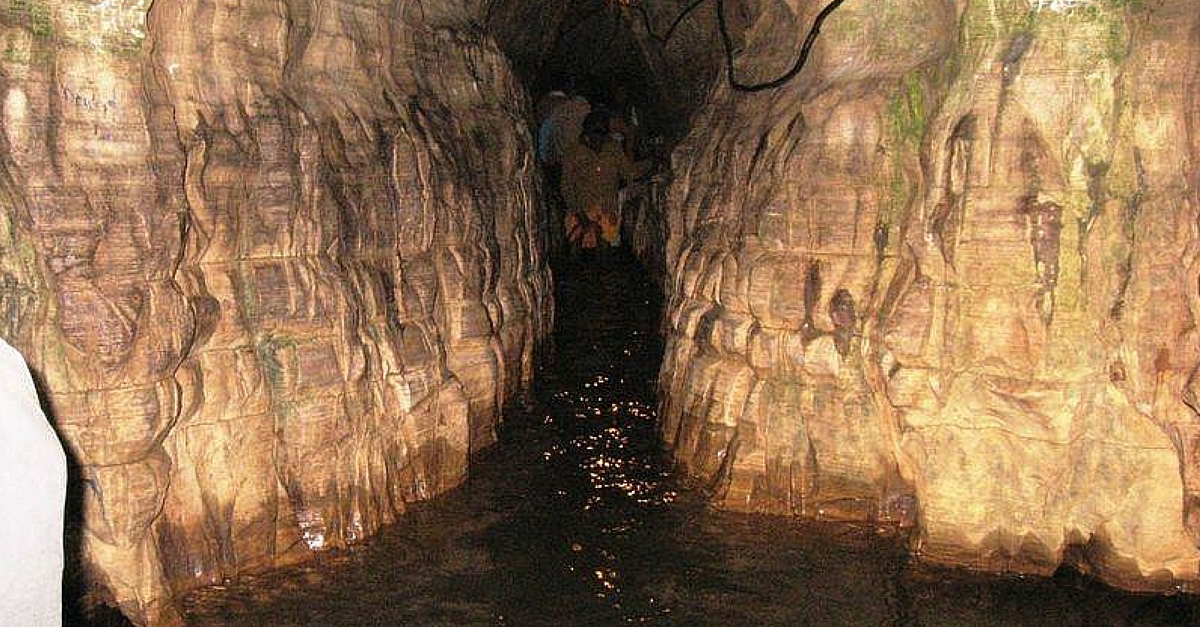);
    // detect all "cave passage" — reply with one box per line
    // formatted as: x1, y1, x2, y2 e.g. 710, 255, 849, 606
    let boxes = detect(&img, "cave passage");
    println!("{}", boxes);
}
170, 3, 1198, 621
179, 257, 1200, 626
6, 0, 1200, 619
490, 0, 720, 141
